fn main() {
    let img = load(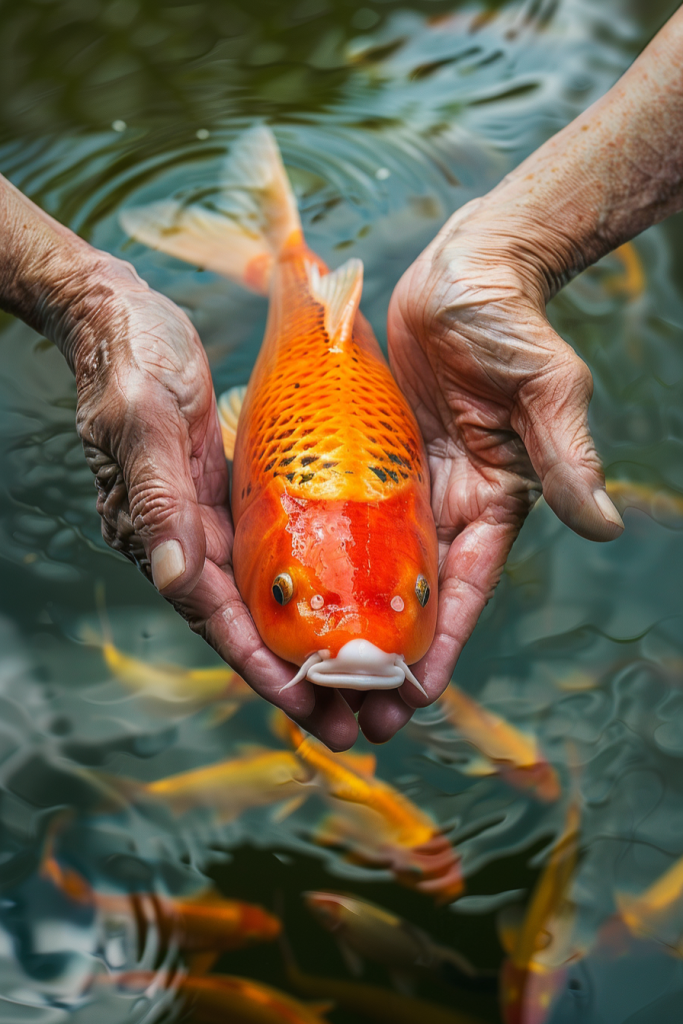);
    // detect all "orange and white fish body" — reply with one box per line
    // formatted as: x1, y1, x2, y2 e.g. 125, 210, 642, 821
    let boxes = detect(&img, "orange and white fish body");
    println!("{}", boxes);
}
121, 128, 438, 693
